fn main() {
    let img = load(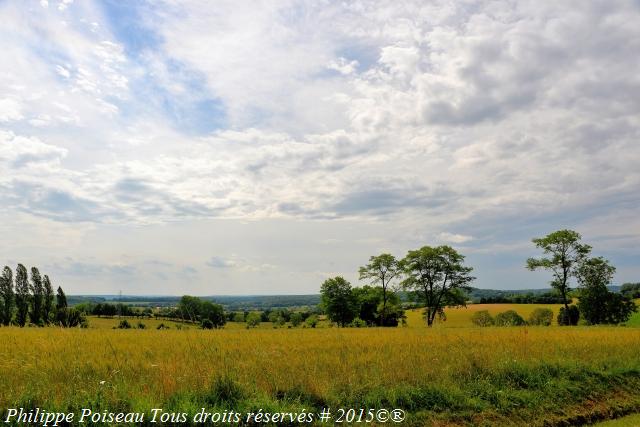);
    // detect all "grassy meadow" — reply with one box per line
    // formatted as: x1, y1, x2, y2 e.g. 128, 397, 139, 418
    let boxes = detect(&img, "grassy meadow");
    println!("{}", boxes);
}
595, 413, 640, 426
1, 305, 640, 426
